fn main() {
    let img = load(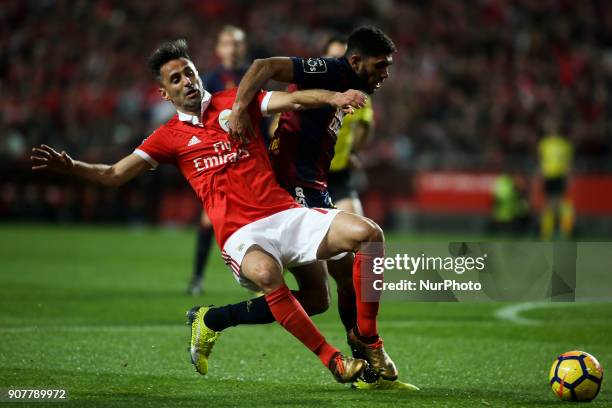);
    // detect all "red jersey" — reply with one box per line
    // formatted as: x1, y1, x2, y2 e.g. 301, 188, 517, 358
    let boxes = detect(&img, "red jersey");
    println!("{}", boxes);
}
134, 88, 300, 247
